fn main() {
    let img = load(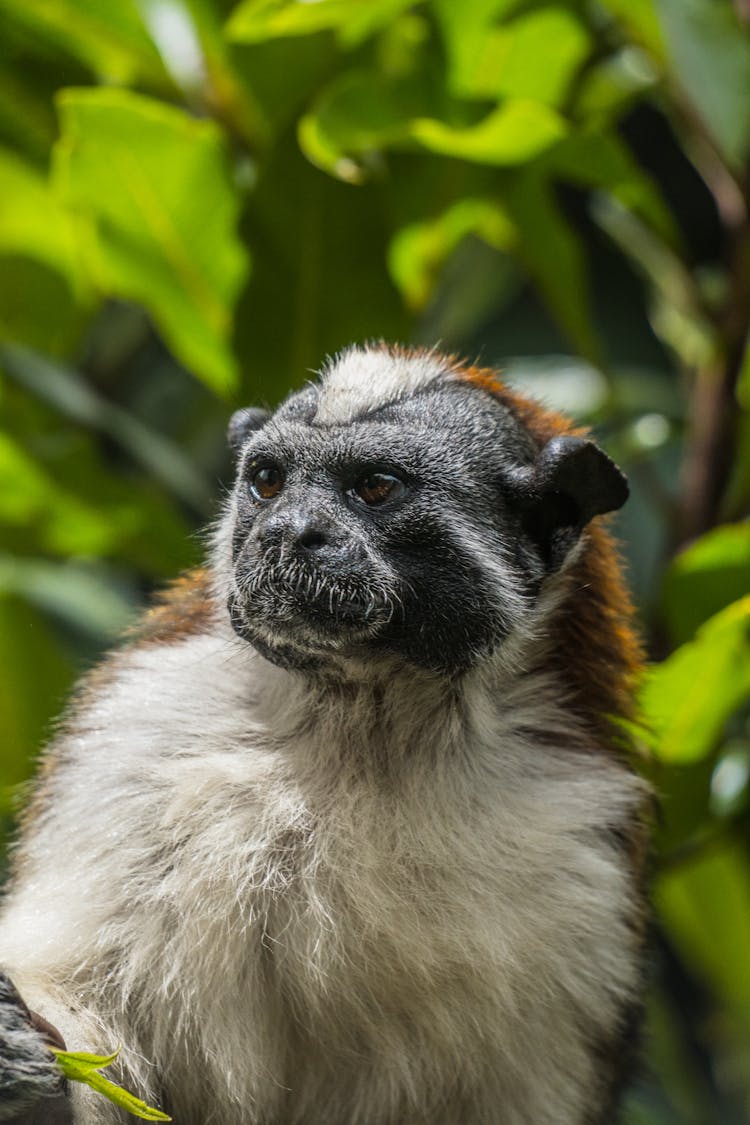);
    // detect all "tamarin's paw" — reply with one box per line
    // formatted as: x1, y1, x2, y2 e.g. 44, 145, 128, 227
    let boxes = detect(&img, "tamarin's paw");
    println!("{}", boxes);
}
0, 973, 64, 1121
